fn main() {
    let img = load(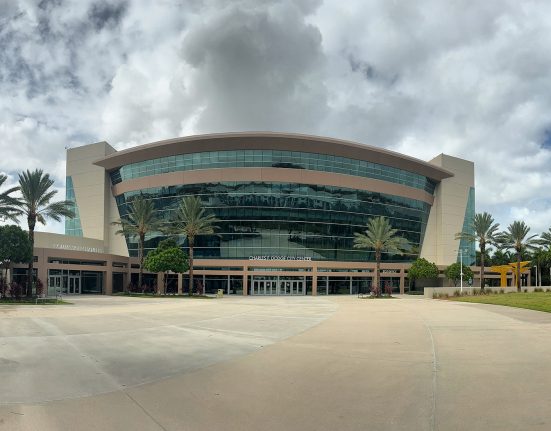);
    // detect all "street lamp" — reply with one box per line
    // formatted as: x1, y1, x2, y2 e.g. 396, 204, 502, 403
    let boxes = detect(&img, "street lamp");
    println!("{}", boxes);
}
454, 248, 469, 293
459, 248, 464, 293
